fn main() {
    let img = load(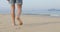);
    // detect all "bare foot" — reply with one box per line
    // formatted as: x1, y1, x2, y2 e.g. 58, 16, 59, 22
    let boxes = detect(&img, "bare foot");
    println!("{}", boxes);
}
17, 17, 23, 25
12, 23, 16, 26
